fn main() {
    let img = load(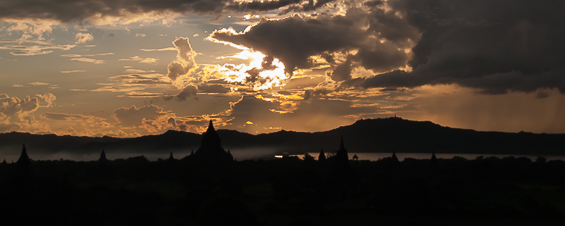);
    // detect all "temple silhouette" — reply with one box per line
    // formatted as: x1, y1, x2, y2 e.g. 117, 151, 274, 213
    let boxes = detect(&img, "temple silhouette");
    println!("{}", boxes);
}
334, 136, 350, 169
189, 120, 233, 162
1, 128, 564, 225
98, 150, 107, 162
